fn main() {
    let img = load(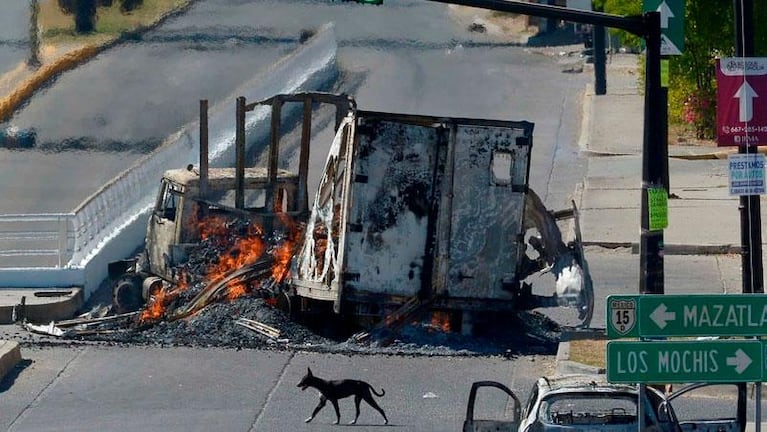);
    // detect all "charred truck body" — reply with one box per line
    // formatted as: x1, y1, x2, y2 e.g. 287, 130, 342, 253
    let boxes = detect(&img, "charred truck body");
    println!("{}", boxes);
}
109, 92, 593, 331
